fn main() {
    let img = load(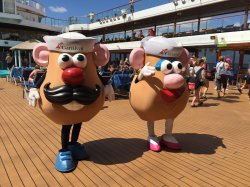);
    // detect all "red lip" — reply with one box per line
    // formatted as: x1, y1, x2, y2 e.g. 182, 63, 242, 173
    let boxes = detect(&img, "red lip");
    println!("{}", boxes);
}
160, 86, 186, 103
